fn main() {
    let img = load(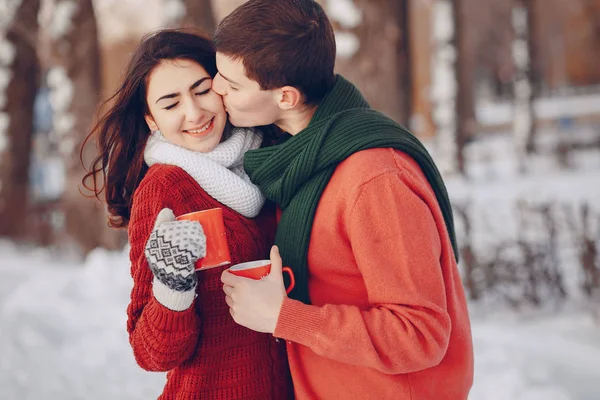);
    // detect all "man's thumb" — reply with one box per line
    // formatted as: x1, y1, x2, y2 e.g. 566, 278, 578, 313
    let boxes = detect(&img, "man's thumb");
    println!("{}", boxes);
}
269, 245, 283, 277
